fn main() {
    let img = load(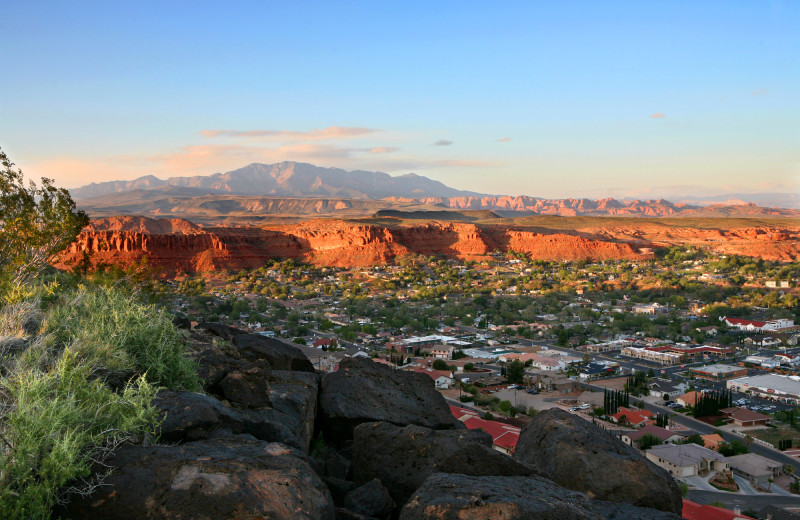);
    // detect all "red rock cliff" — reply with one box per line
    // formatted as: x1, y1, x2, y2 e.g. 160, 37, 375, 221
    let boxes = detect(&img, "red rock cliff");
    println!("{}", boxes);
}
52, 217, 800, 275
